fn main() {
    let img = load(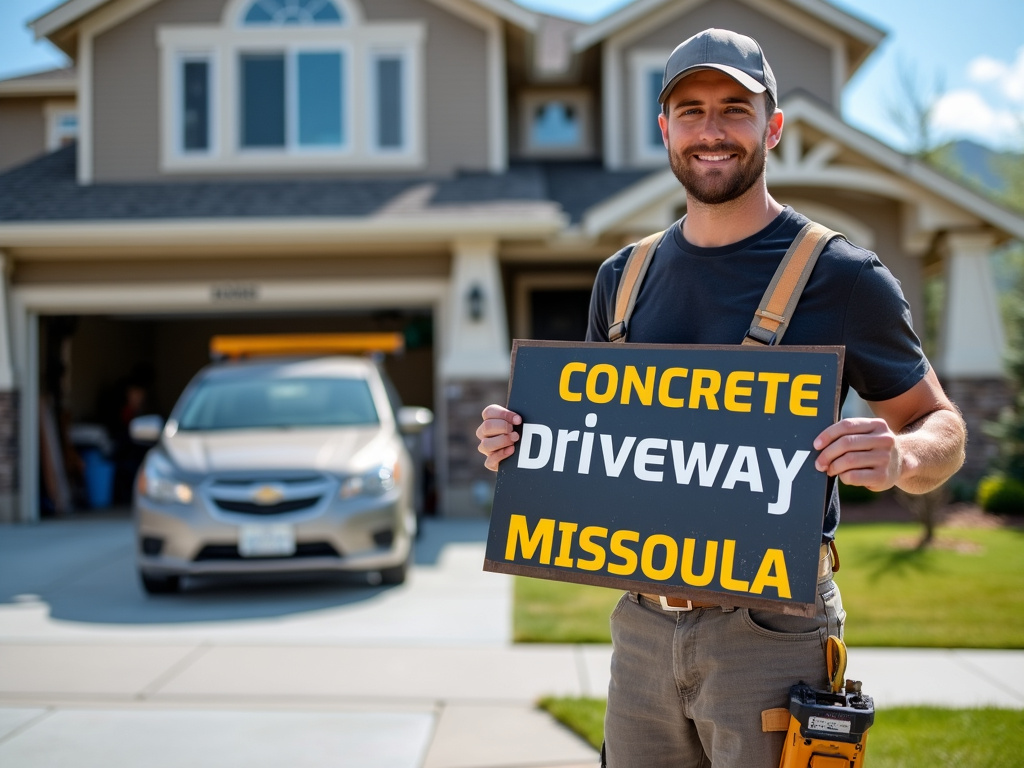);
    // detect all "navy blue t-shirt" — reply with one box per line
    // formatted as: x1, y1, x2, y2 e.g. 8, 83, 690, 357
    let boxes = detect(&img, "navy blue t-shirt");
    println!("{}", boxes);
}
586, 206, 930, 539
